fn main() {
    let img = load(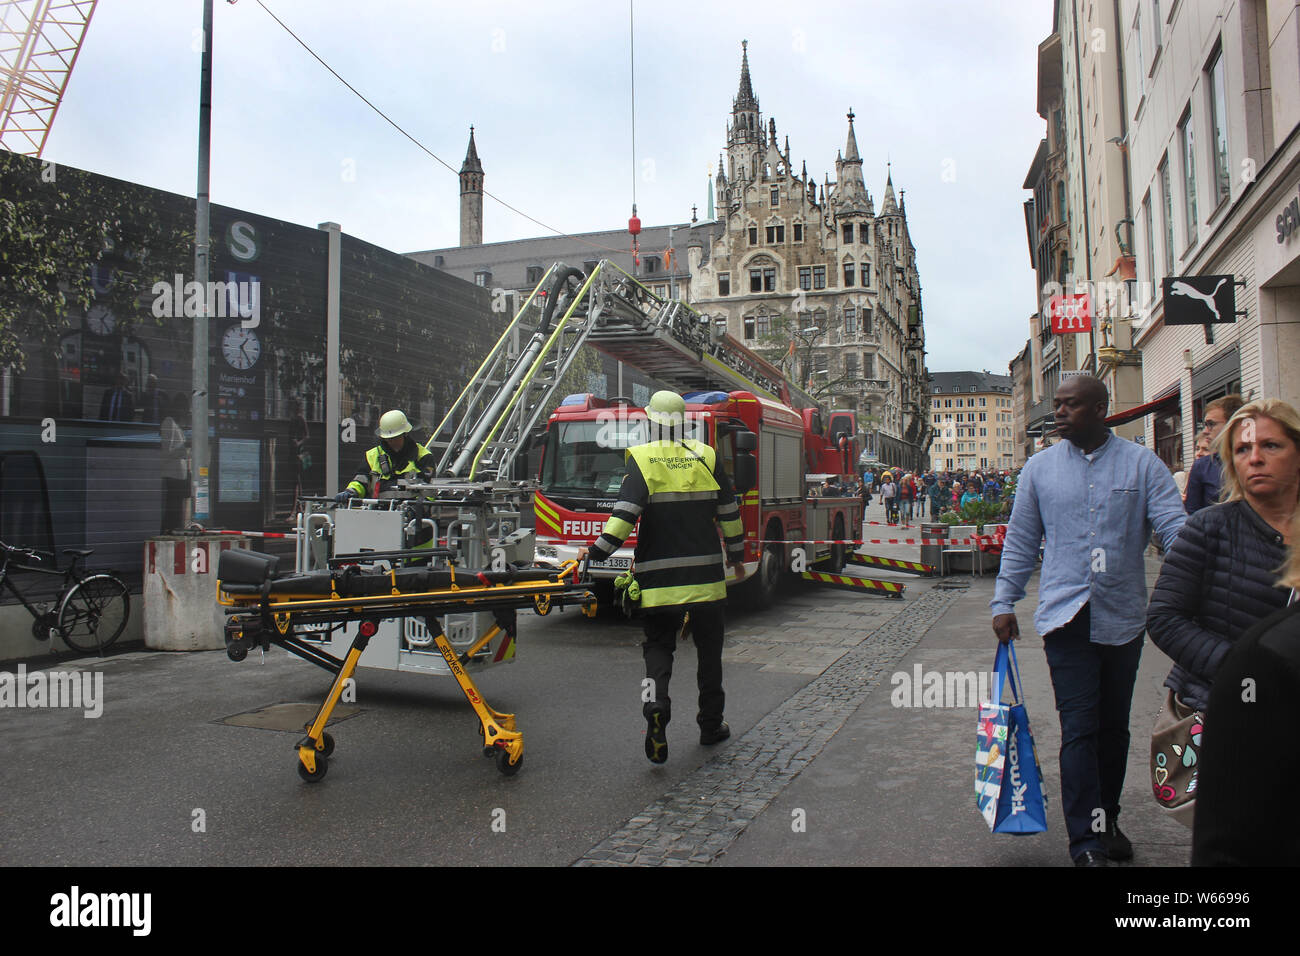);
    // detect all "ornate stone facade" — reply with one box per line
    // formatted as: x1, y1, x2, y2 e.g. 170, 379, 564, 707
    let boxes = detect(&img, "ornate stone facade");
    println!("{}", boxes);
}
686, 43, 931, 470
